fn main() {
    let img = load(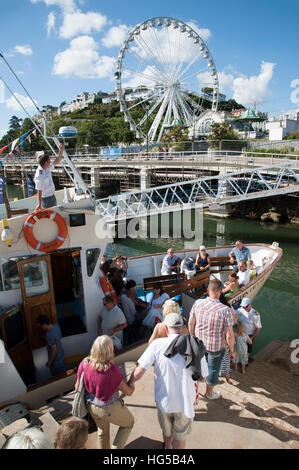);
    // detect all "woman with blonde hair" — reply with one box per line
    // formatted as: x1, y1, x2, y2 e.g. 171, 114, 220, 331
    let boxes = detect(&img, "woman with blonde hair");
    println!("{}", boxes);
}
75, 335, 134, 449
148, 299, 187, 344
